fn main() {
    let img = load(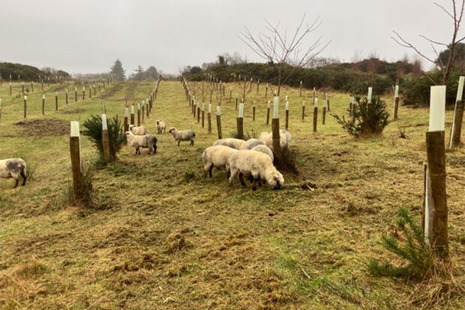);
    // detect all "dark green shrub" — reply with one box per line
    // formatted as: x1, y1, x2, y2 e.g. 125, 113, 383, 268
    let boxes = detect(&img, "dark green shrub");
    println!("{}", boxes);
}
368, 208, 434, 279
82, 115, 125, 162
333, 96, 390, 137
